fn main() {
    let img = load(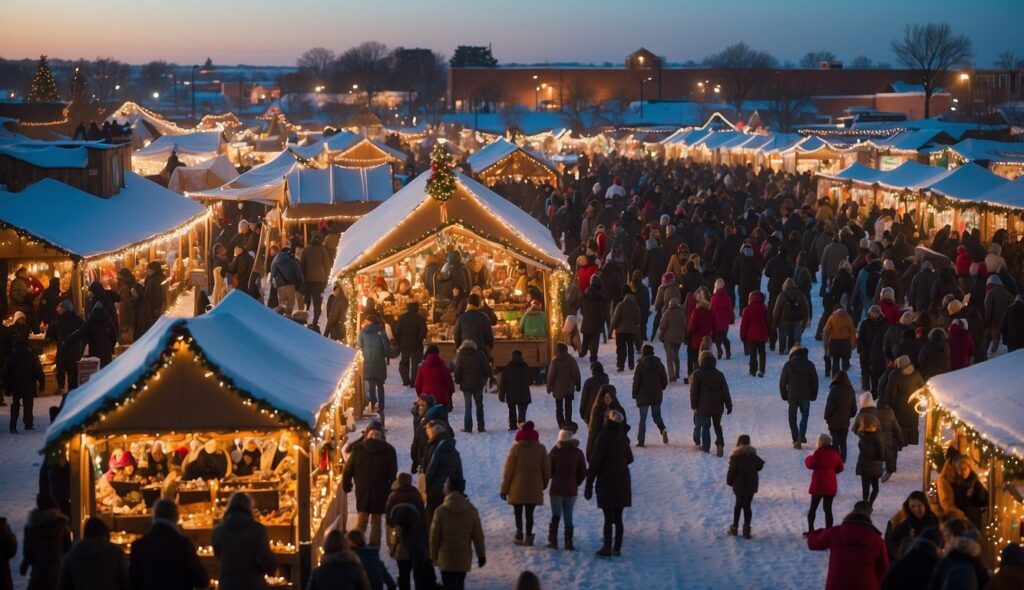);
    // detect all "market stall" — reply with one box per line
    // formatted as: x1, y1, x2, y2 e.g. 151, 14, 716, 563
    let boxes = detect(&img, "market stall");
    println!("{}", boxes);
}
45, 291, 362, 588
132, 131, 224, 176
919, 349, 1024, 566
167, 154, 239, 194
924, 163, 1009, 241
466, 137, 558, 188
331, 145, 570, 368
